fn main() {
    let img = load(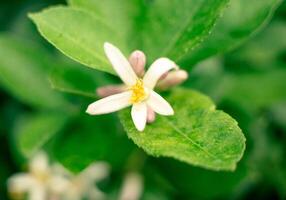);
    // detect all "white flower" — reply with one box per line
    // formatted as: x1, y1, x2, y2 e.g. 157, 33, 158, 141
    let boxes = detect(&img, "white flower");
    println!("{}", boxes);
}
86, 42, 177, 131
119, 172, 143, 200
7, 152, 69, 200
60, 162, 110, 200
